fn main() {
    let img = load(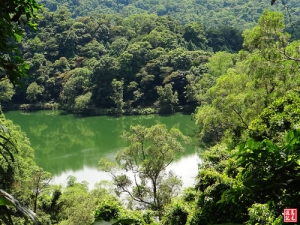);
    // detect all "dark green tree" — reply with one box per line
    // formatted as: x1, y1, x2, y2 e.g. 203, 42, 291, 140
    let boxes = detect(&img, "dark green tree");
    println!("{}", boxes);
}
183, 22, 207, 49
155, 83, 178, 114
111, 79, 125, 115
0, 0, 41, 86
